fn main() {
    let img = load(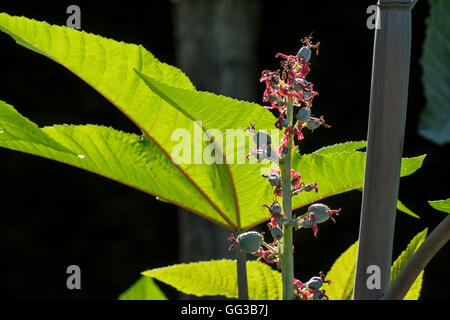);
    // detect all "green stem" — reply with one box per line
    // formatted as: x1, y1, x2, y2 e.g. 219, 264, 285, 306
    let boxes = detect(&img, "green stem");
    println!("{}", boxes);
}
280, 98, 295, 300
236, 247, 249, 300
